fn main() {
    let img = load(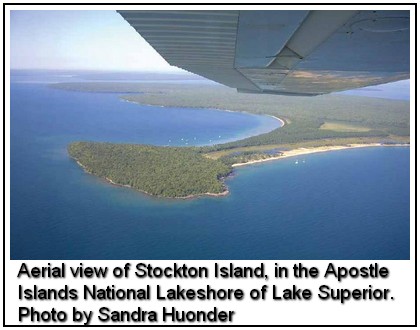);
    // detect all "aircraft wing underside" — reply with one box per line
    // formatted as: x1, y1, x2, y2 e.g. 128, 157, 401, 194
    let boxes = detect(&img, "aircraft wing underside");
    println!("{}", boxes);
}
117, 10, 409, 96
